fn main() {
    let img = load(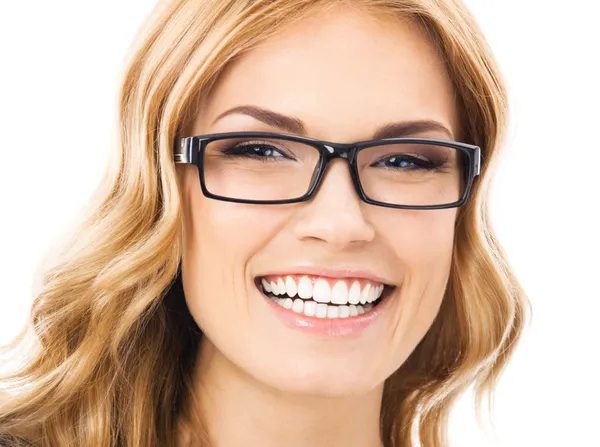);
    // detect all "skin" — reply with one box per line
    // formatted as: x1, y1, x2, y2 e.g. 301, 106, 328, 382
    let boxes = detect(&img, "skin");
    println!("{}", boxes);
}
175, 5, 460, 447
